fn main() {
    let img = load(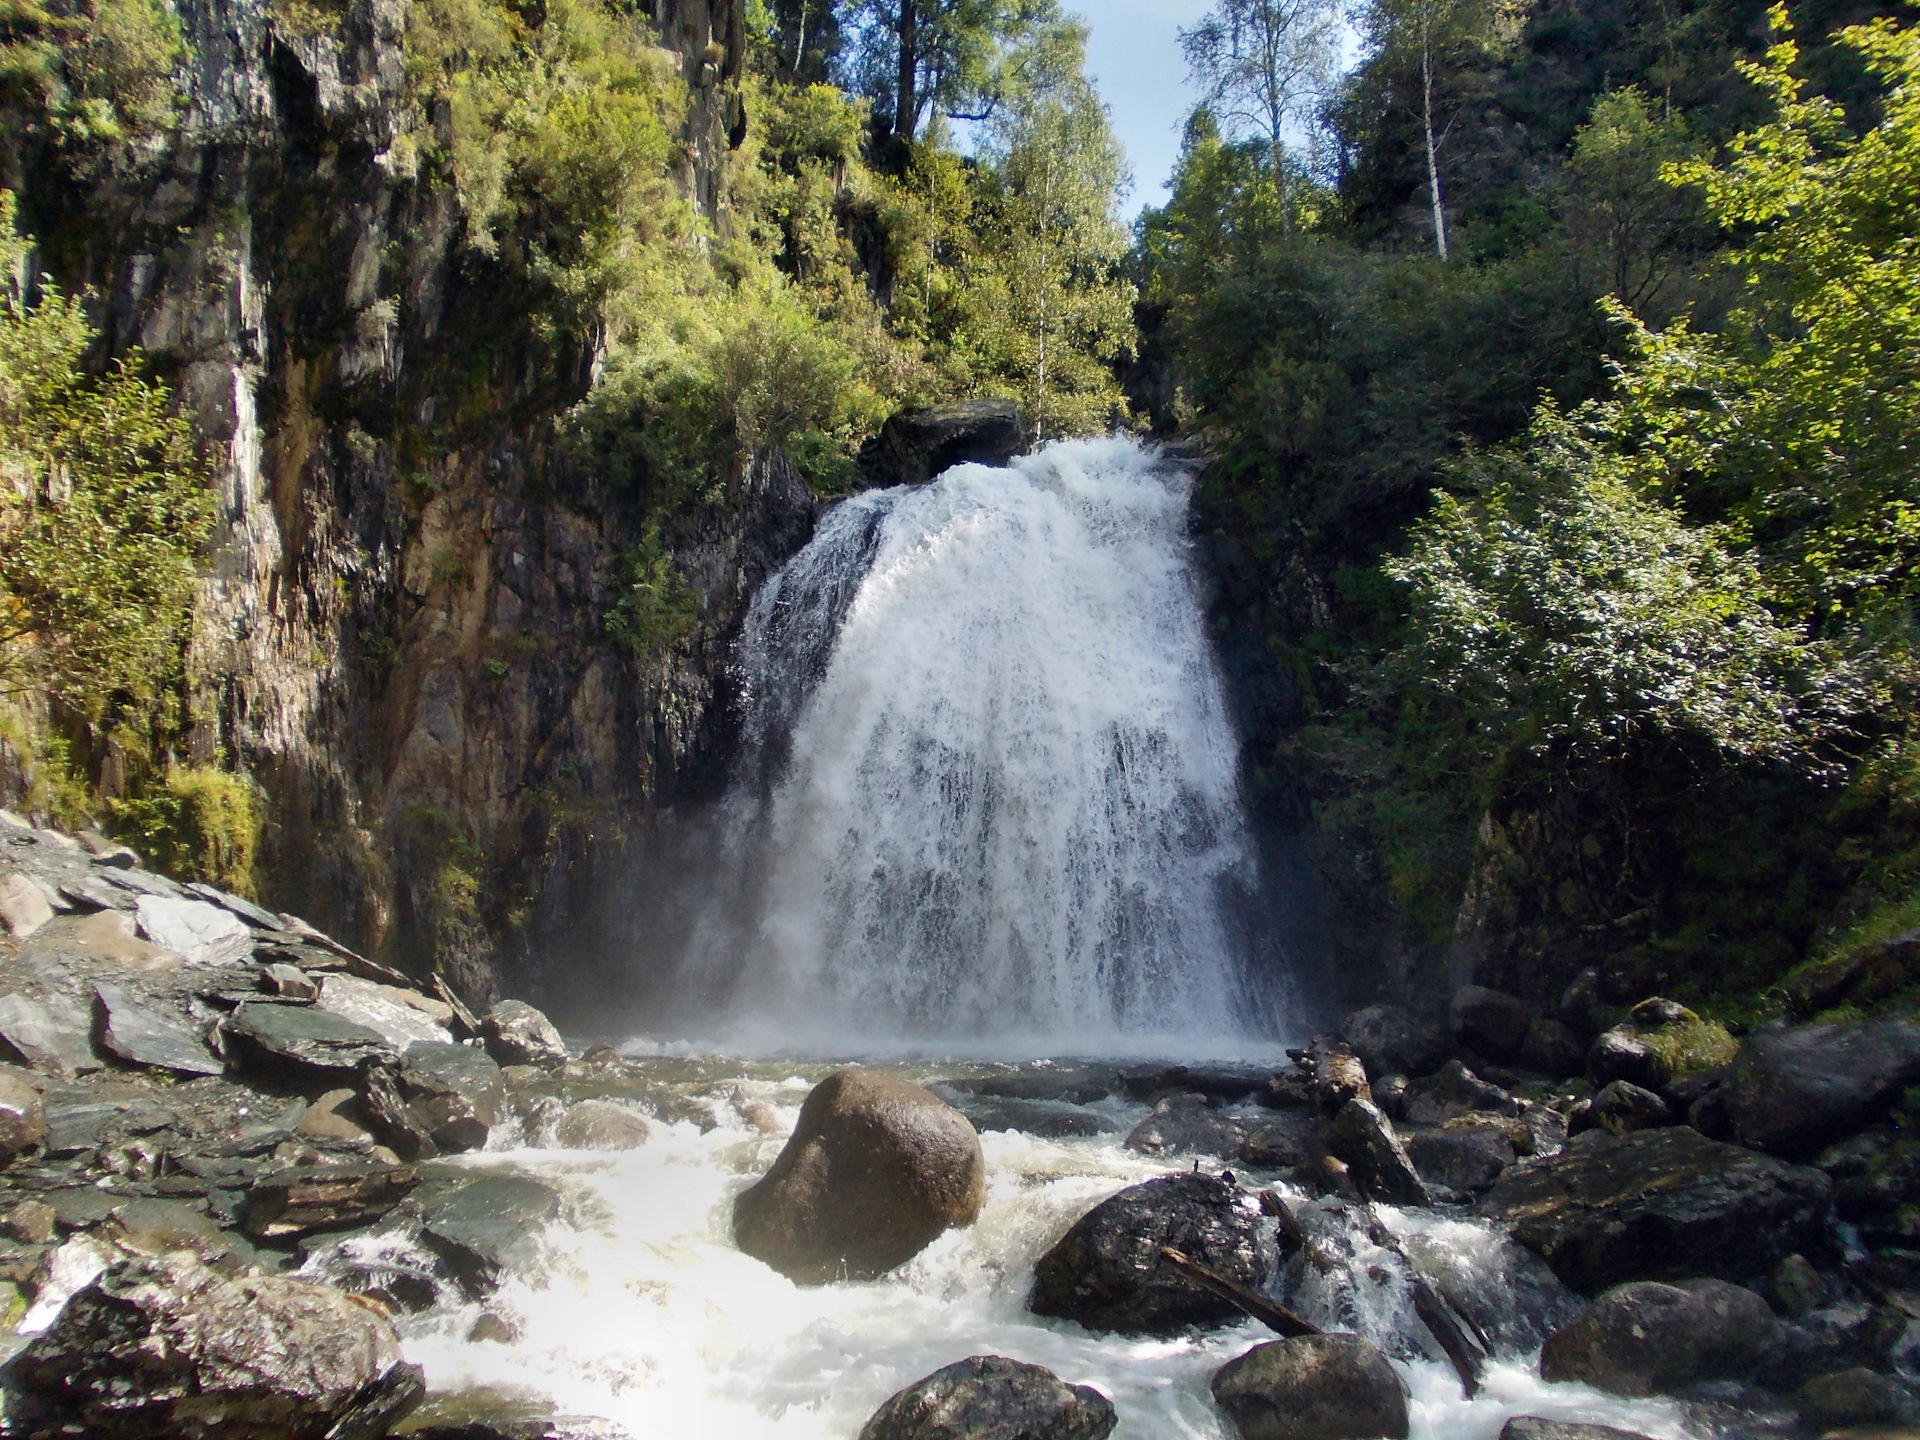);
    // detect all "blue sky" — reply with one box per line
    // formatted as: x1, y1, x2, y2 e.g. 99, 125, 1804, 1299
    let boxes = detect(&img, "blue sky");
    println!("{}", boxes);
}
1075, 0, 1215, 220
